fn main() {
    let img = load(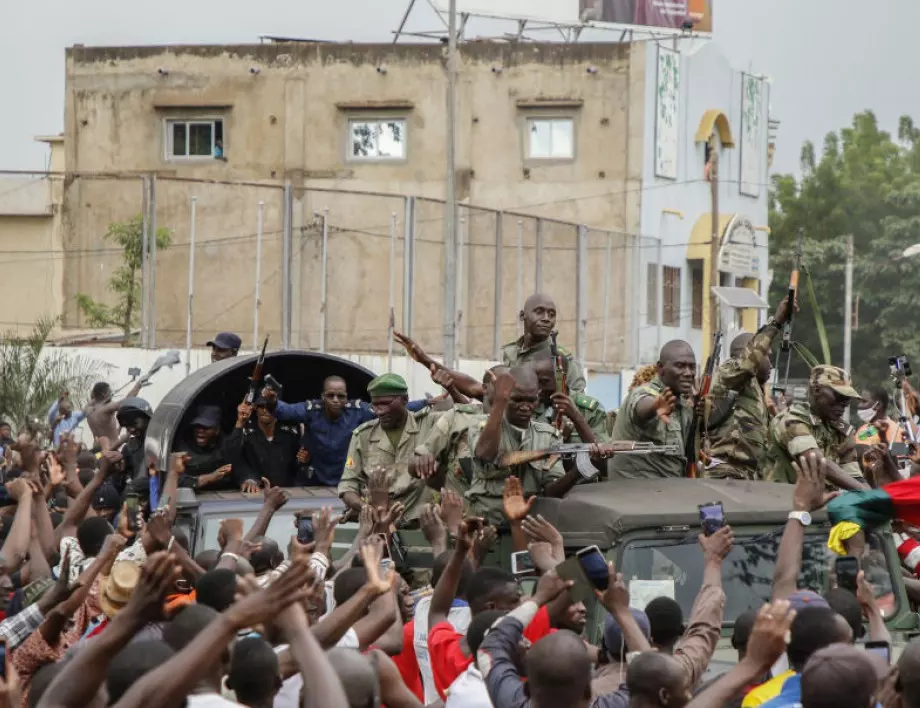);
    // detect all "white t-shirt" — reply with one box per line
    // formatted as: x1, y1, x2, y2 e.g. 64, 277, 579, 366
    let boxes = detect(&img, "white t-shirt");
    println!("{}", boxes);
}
186, 693, 244, 707
413, 596, 472, 704
445, 664, 493, 708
